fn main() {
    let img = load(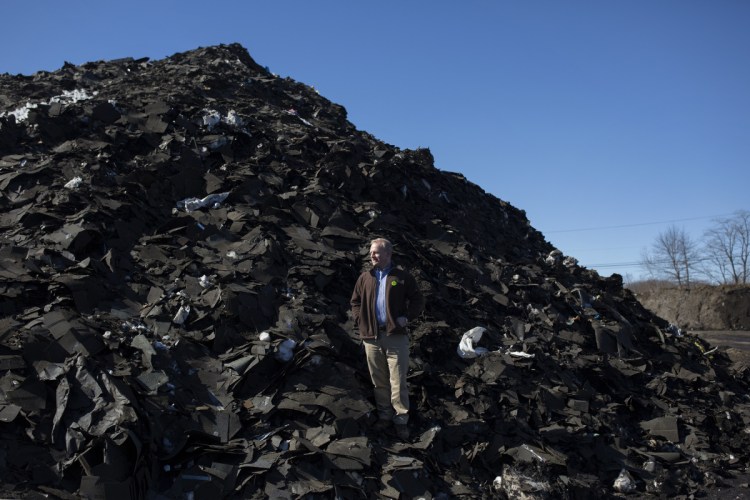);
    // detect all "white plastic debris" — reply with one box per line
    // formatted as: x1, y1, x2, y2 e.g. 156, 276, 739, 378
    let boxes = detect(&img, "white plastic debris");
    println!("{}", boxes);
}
50, 89, 97, 104
3, 102, 37, 122
508, 351, 535, 359
121, 320, 149, 333
225, 109, 245, 127
275, 338, 297, 362
613, 468, 636, 493
202, 109, 221, 130
177, 192, 230, 212
494, 466, 553, 497
259, 331, 271, 342
1, 89, 97, 123
64, 176, 83, 189
667, 323, 684, 337
284, 108, 312, 126
199, 275, 211, 288
172, 305, 190, 325
492, 476, 503, 490
457, 327, 488, 359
